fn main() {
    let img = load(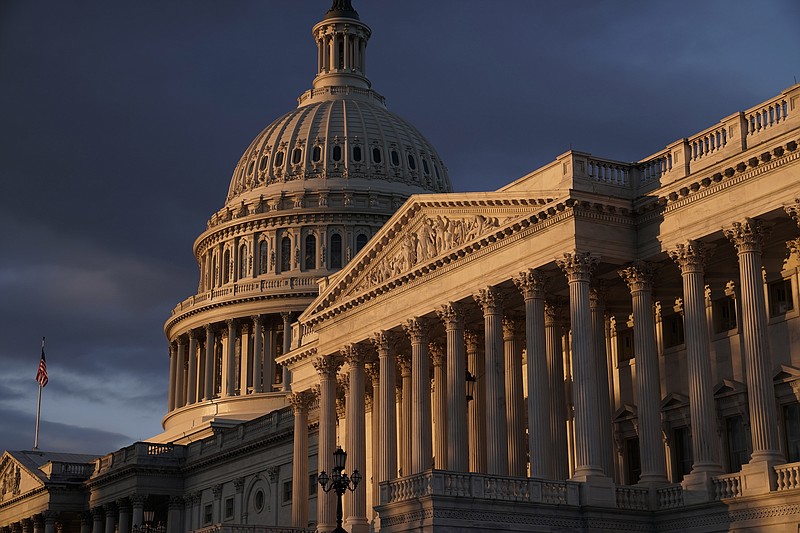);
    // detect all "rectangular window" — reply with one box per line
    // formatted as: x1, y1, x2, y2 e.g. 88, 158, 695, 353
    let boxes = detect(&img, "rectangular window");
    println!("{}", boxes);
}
769, 278, 794, 316
672, 427, 693, 482
309, 473, 318, 496
663, 314, 685, 348
618, 330, 634, 362
224, 497, 234, 521
624, 437, 641, 485
204, 504, 213, 525
282, 480, 293, 504
784, 403, 800, 463
726, 415, 749, 472
714, 297, 737, 333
